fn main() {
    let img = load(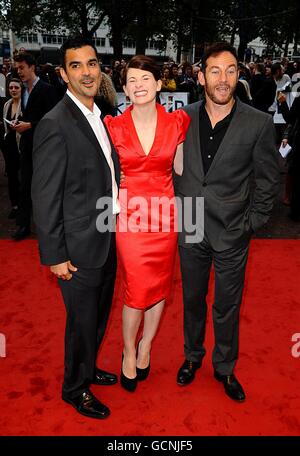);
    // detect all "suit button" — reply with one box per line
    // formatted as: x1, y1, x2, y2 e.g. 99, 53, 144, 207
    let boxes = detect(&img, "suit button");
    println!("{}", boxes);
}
203, 182, 207, 187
